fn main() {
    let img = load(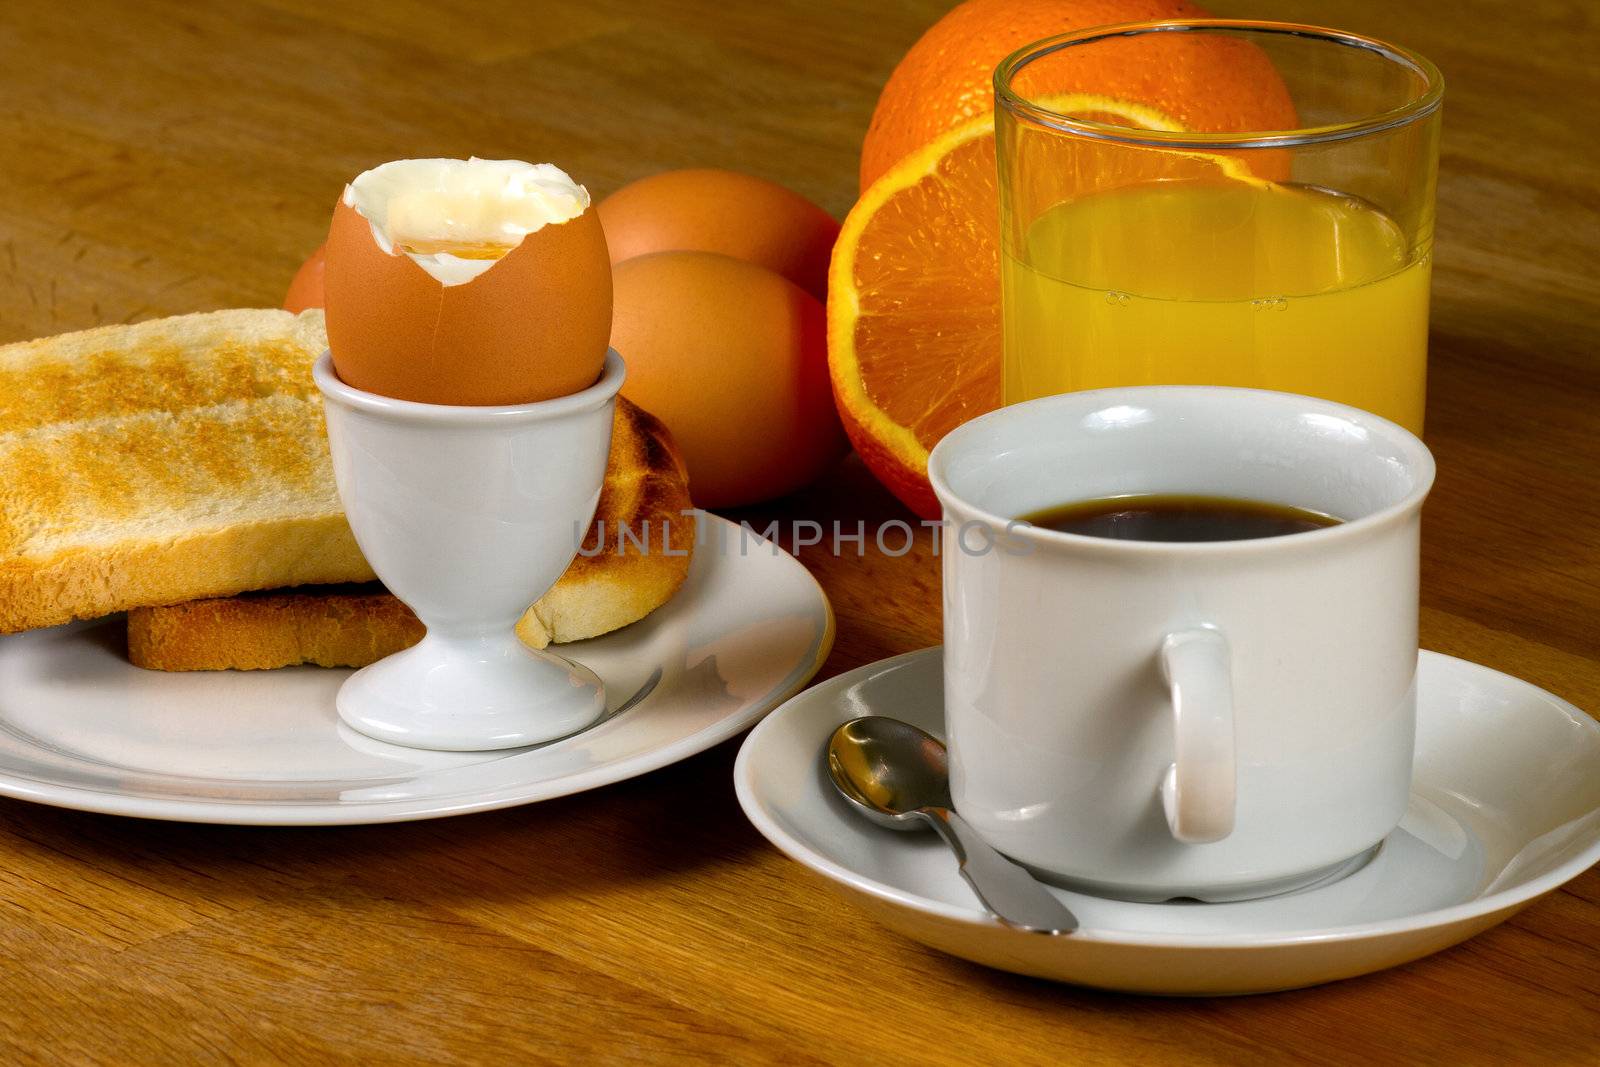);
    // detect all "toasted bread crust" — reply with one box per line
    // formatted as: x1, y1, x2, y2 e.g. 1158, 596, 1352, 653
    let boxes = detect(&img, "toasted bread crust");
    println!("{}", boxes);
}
127, 585, 420, 671
127, 395, 695, 670
522, 397, 695, 645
